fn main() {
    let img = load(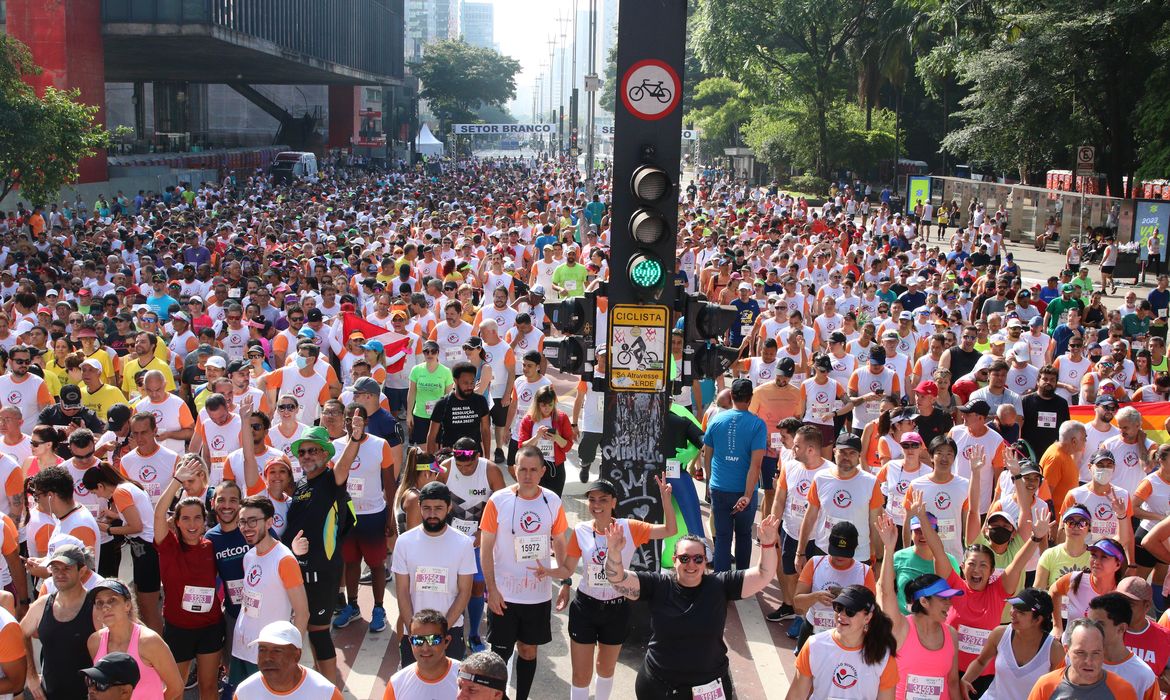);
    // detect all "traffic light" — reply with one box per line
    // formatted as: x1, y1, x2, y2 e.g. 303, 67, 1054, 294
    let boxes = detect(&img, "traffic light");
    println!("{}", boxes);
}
546, 290, 599, 378
681, 291, 741, 382
622, 157, 675, 301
